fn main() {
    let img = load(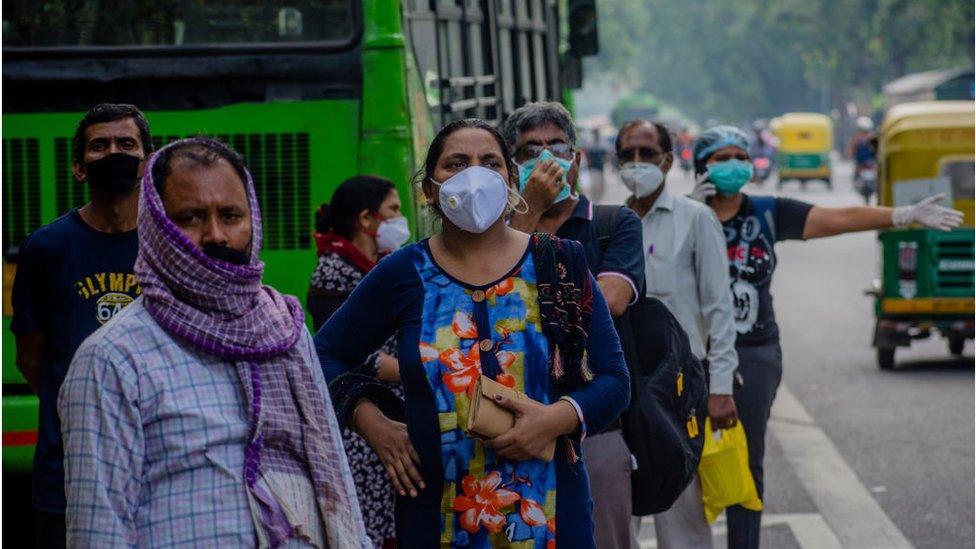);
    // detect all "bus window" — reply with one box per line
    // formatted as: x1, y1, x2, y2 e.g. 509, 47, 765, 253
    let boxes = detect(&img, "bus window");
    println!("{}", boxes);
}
404, 1, 441, 123
466, 12, 485, 85
406, 0, 499, 125
438, 17, 465, 83
495, 0, 517, 115
2, 0, 356, 48
532, 33, 549, 97
514, 2, 533, 105
531, 6, 548, 100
